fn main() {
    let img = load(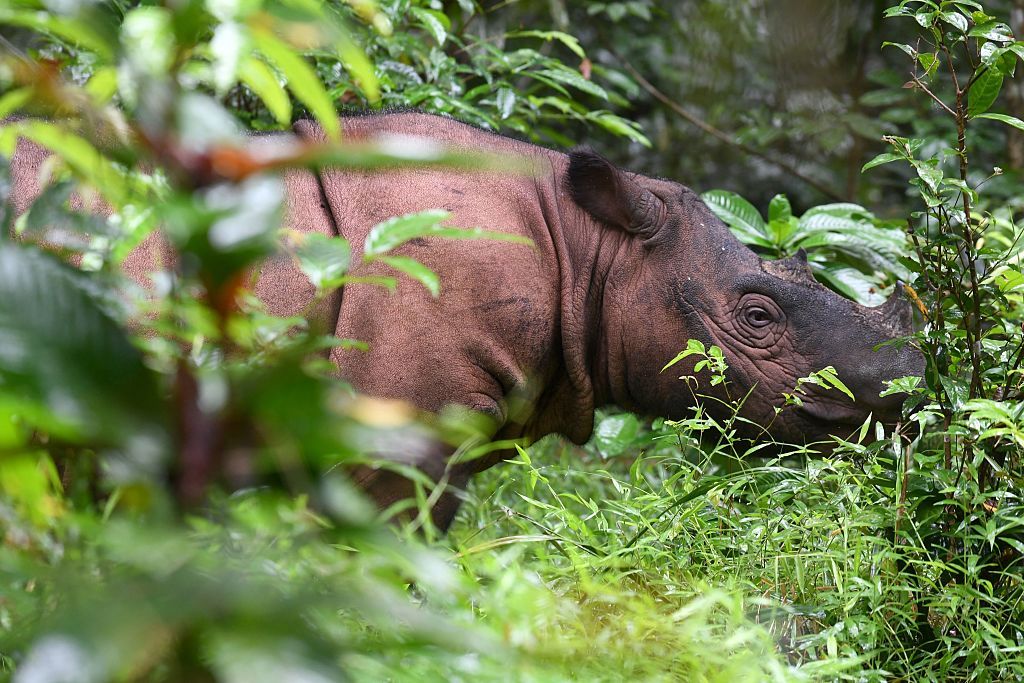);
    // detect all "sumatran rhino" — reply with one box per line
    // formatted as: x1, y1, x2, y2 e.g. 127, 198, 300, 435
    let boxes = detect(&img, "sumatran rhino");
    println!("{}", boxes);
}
9, 111, 923, 527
